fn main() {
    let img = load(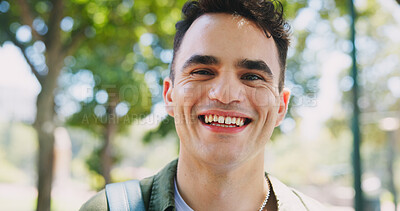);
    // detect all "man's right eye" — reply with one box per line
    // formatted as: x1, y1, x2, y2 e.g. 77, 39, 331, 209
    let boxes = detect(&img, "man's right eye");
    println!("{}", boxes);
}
191, 69, 214, 75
